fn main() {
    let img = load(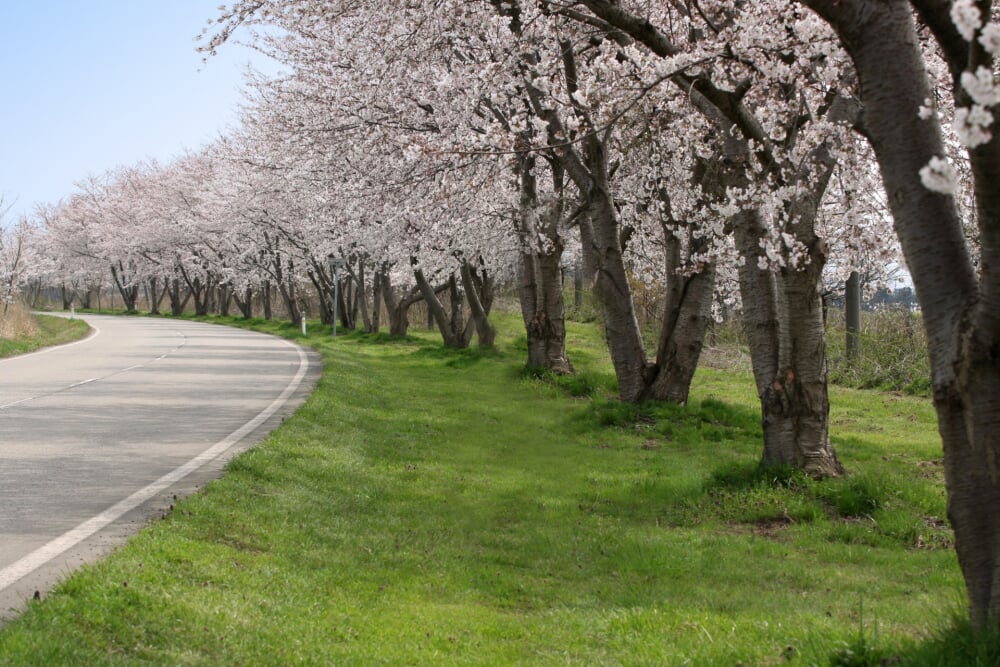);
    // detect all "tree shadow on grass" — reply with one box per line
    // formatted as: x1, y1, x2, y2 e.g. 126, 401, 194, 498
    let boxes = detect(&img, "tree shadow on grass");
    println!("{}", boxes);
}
818, 615, 1000, 667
